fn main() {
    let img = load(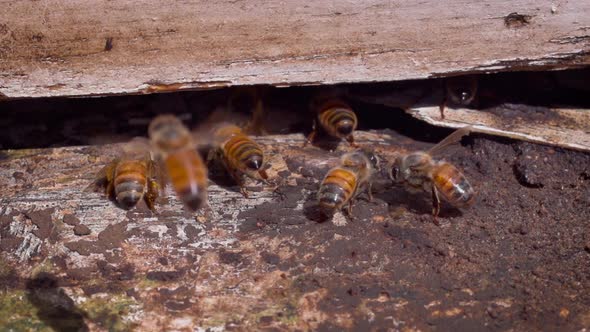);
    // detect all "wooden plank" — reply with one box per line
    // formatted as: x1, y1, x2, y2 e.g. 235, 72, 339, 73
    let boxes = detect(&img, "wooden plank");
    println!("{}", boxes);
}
2, 130, 590, 330
346, 70, 590, 152
408, 105, 590, 152
0, 132, 395, 260
1, 0, 589, 98
0, 132, 400, 330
